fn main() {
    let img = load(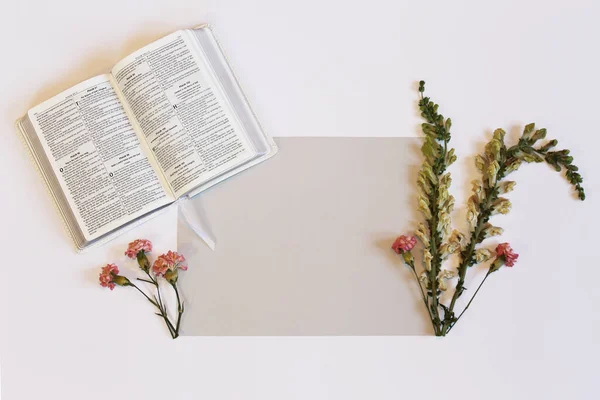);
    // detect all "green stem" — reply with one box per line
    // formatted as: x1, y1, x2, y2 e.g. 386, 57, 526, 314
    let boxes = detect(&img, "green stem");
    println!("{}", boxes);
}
171, 282, 183, 338
129, 282, 176, 338
408, 262, 437, 334
427, 135, 449, 335
445, 270, 492, 335
129, 282, 158, 307
440, 147, 519, 335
